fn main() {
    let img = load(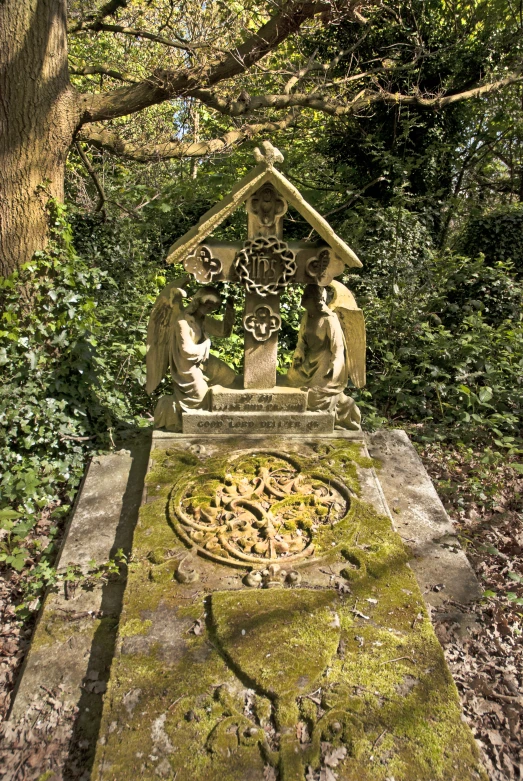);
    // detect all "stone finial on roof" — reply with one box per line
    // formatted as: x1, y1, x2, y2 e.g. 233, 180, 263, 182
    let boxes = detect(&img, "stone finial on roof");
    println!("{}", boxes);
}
253, 140, 284, 168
